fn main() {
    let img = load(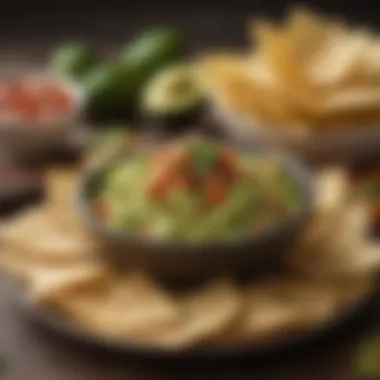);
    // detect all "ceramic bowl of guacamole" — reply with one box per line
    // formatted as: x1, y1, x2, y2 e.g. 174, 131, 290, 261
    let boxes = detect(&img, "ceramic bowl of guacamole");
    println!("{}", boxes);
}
77, 137, 314, 283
